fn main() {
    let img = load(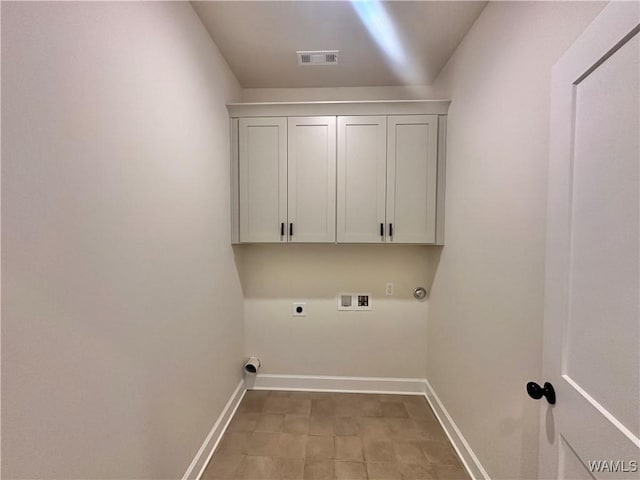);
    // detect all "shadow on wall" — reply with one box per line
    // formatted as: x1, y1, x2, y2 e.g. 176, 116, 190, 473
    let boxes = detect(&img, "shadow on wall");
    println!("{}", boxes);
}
233, 244, 442, 300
